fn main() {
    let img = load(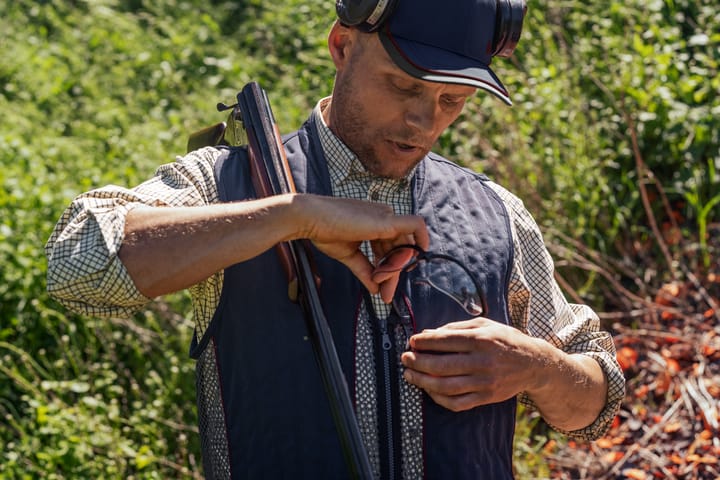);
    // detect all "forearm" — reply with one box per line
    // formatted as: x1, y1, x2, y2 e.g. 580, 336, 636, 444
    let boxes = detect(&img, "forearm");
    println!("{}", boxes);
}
119, 192, 430, 299
525, 339, 608, 432
119, 194, 299, 298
